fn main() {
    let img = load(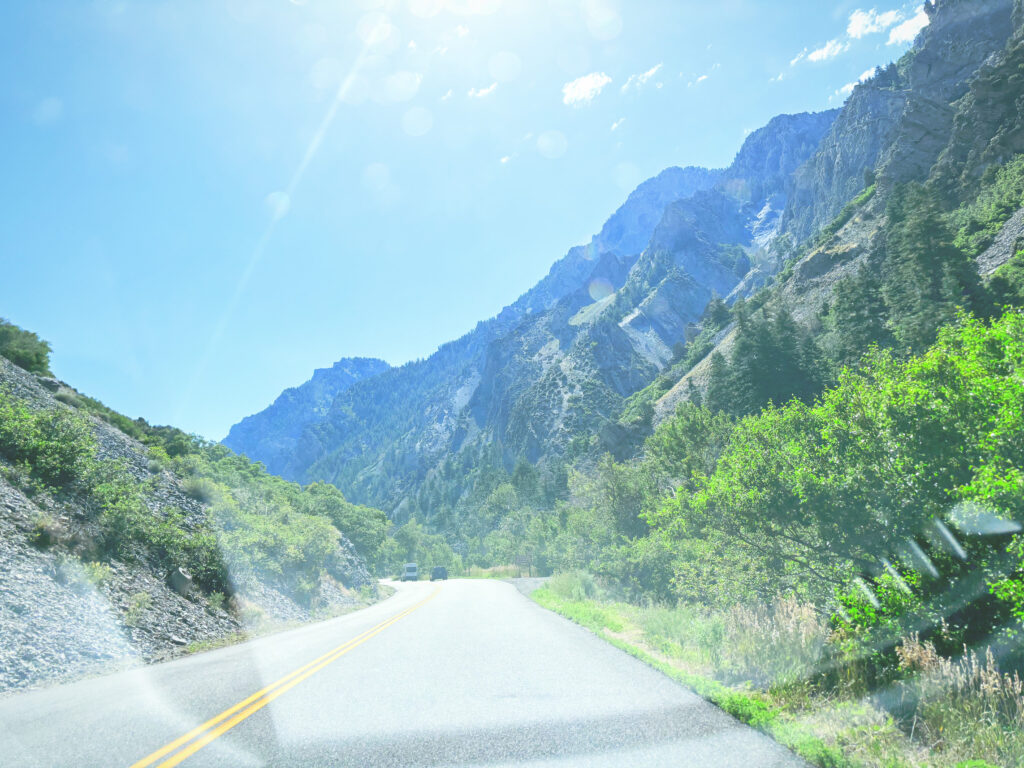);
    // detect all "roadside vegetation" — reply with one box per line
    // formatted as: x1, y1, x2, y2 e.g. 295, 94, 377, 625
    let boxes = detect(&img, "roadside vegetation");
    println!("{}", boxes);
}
536, 573, 1021, 768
